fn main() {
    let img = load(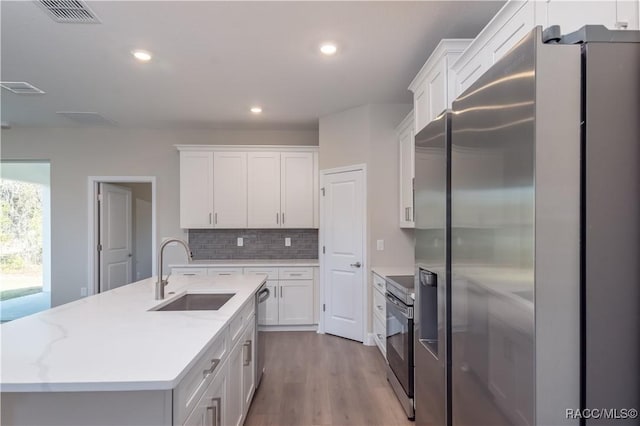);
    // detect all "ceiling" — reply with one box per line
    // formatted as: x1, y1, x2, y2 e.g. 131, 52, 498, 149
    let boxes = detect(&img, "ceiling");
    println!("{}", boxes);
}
1, 1, 504, 130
